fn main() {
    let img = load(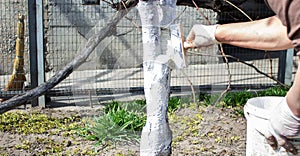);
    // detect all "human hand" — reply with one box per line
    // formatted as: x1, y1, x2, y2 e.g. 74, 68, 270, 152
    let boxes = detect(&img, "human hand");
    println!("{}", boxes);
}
184, 24, 219, 49
256, 97, 300, 155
